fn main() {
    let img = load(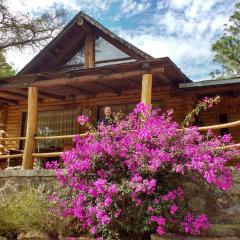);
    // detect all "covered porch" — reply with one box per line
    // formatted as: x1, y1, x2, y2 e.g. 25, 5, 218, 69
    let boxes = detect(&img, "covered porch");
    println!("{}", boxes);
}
0, 60, 240, 169
0, 58, 188, 169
